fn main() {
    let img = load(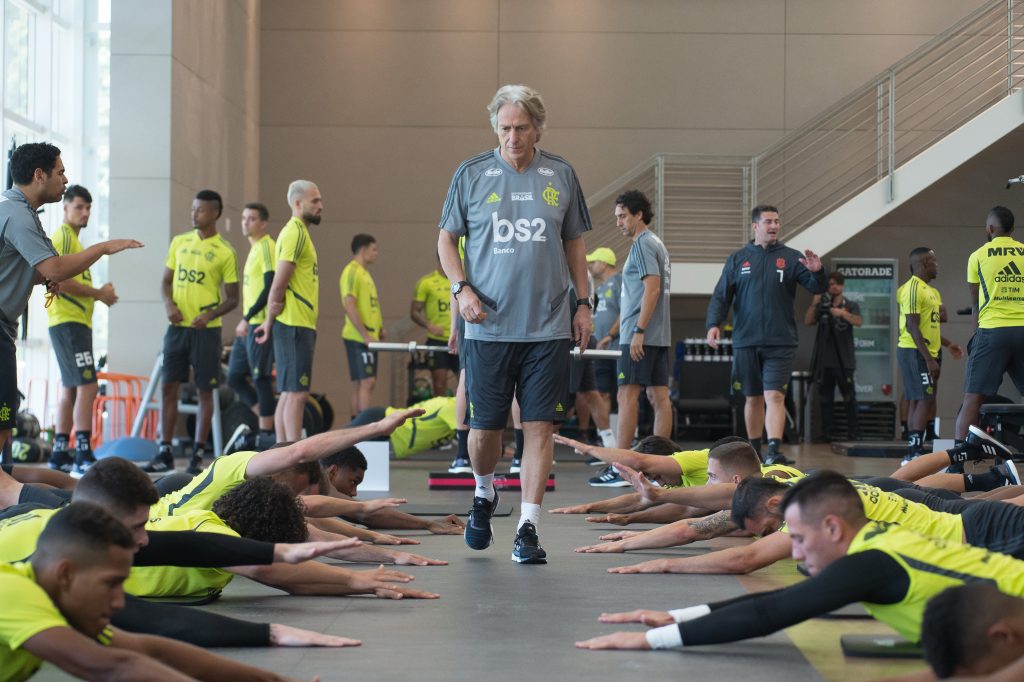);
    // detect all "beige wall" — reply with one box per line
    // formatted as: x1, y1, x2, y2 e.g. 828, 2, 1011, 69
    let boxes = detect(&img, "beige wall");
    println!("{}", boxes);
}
256, 0, 990, 415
